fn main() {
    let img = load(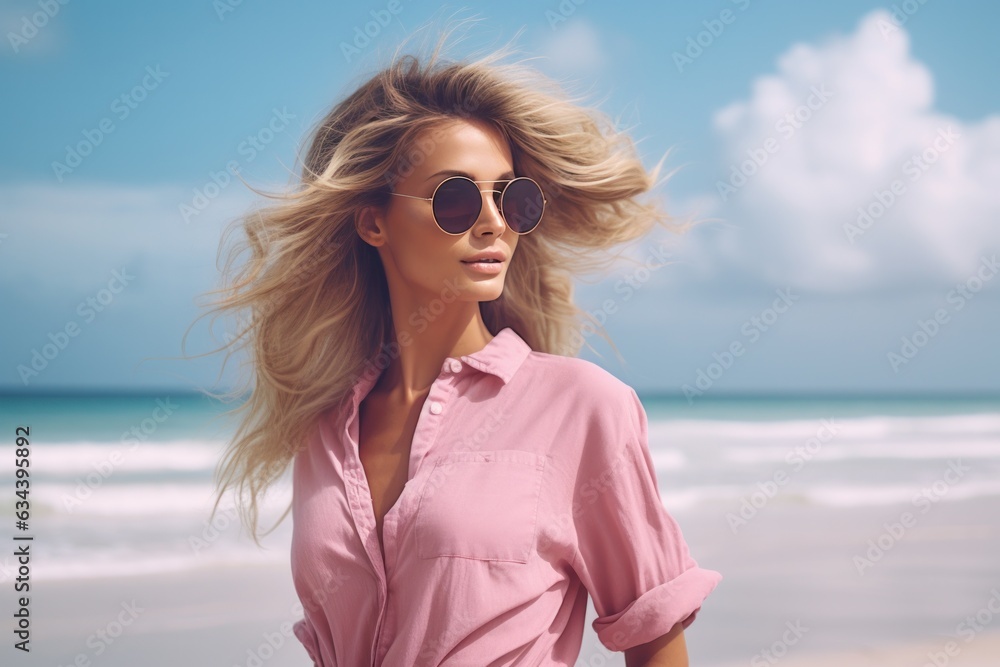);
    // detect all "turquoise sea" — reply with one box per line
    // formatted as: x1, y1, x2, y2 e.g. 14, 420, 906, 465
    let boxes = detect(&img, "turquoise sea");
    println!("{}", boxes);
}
2, 391, 999, 663
1, 391, 997, 581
